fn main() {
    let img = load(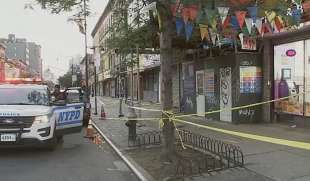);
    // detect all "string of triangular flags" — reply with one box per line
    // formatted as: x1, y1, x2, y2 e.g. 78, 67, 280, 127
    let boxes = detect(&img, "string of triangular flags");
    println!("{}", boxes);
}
170, 0, 310, 46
